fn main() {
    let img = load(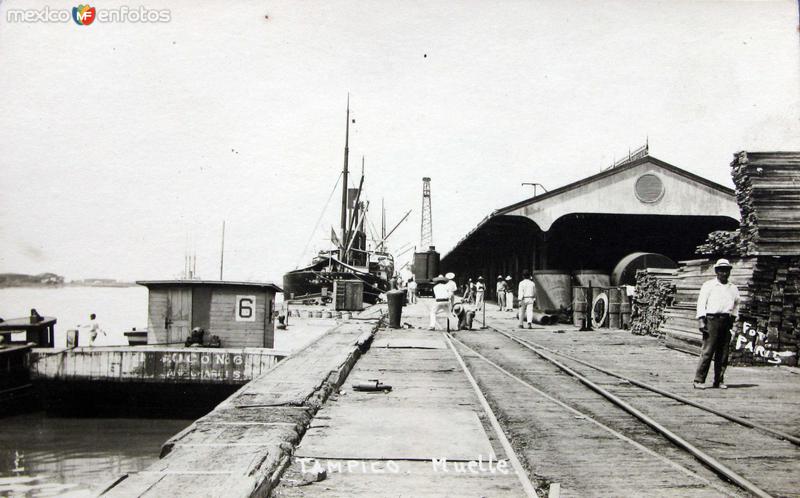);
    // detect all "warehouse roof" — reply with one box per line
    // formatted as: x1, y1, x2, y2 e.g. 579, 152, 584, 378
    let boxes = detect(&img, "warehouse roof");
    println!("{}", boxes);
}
444, 155, 739, 259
